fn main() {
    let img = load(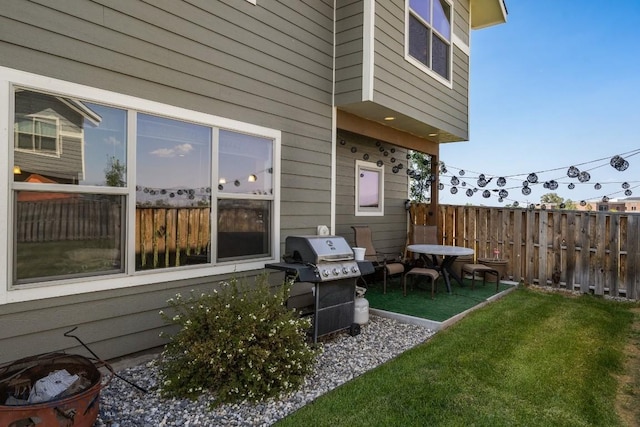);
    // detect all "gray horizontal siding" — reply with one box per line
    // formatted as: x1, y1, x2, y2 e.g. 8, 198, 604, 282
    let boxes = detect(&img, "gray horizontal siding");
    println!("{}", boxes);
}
372, 0, 471, 139
0, 0, 334, 363
0, 270, 284, 363
335, 130, 409, 255
335, 0, 364, 105
454, 0, 471, 46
